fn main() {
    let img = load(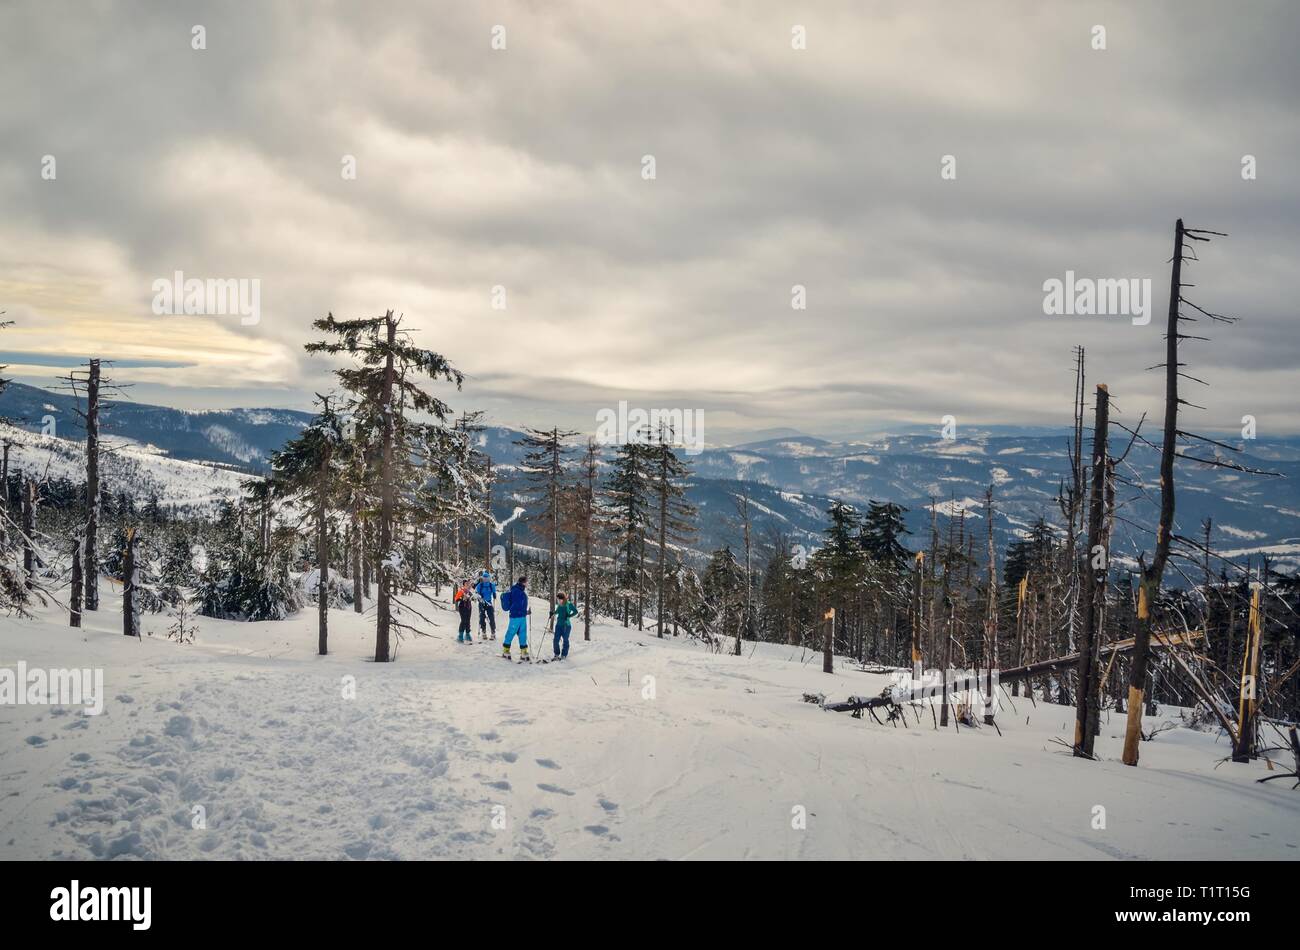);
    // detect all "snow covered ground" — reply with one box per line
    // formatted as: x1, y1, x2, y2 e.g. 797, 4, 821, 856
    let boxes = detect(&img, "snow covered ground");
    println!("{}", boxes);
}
2, 586, 1298, 861
0, 422, 248, 513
